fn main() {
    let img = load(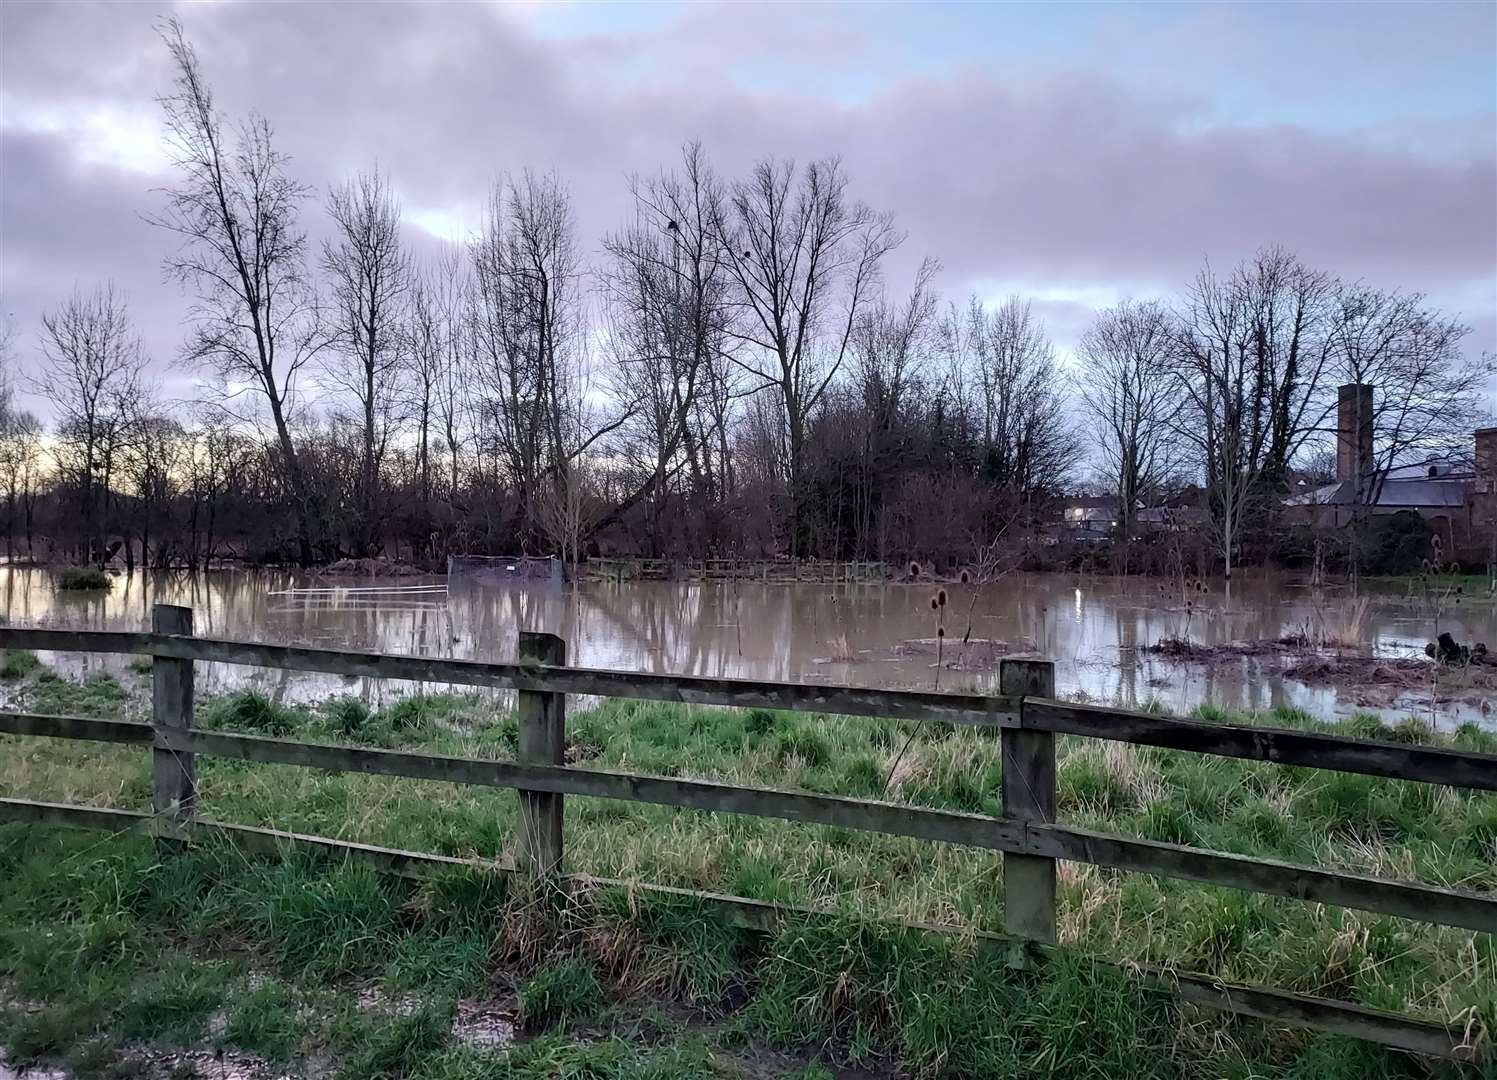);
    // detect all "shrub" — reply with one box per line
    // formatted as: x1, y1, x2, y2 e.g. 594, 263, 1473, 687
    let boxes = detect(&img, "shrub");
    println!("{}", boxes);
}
0, 649, 41, 680
55, 567, 112, 591
772, 727, 831, 767
203, 690, 302, 735
382, 692, 461, 731
744, 708, 779, 736
326, 696, 373, 736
